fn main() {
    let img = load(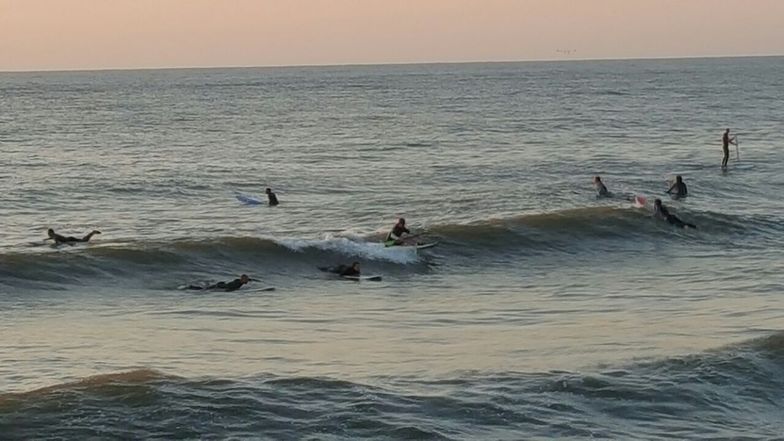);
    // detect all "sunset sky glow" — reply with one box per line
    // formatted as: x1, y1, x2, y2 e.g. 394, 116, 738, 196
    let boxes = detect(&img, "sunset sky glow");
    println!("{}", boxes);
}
1, 0, 783, 71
